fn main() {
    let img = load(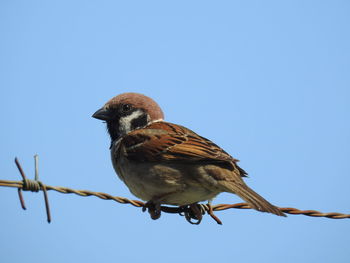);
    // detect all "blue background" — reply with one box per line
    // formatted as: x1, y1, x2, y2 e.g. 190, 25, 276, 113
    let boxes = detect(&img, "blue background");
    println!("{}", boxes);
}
1, 1, 349, 262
